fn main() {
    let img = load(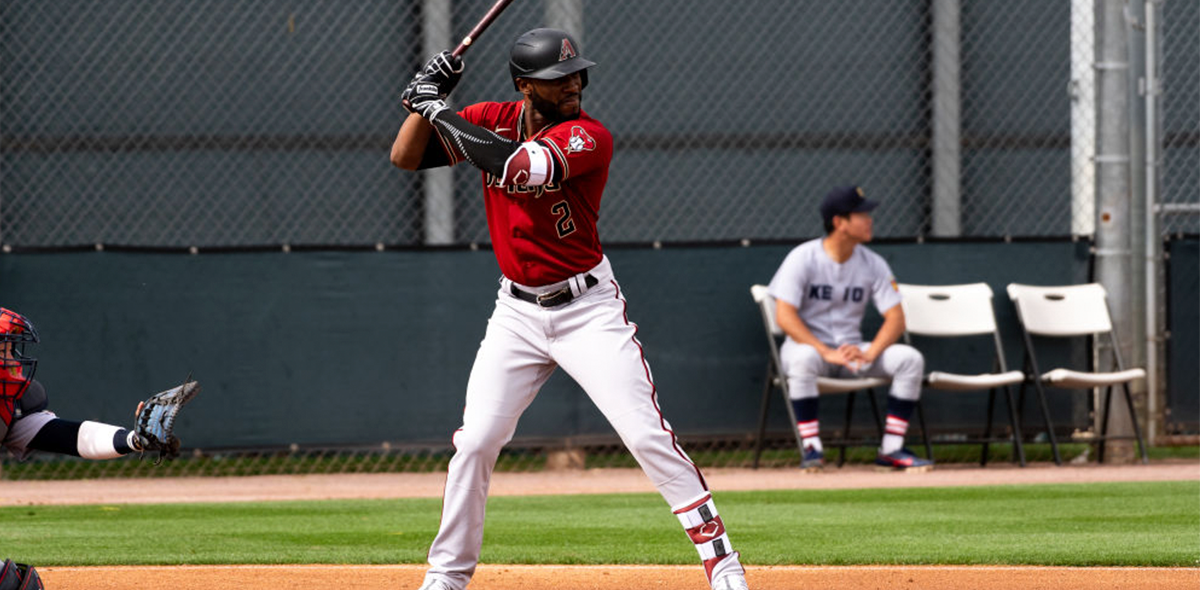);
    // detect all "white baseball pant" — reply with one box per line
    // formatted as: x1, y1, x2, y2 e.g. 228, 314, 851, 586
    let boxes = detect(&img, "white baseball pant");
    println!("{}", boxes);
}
780, 340, 925, 401
423, 256, 742, 590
